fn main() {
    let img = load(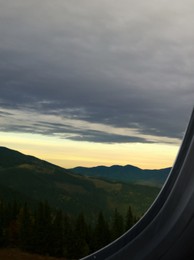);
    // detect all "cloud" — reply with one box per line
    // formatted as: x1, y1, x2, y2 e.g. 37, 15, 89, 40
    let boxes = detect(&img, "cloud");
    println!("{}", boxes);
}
0, 0, 194, 144
0, 108, 180, 145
